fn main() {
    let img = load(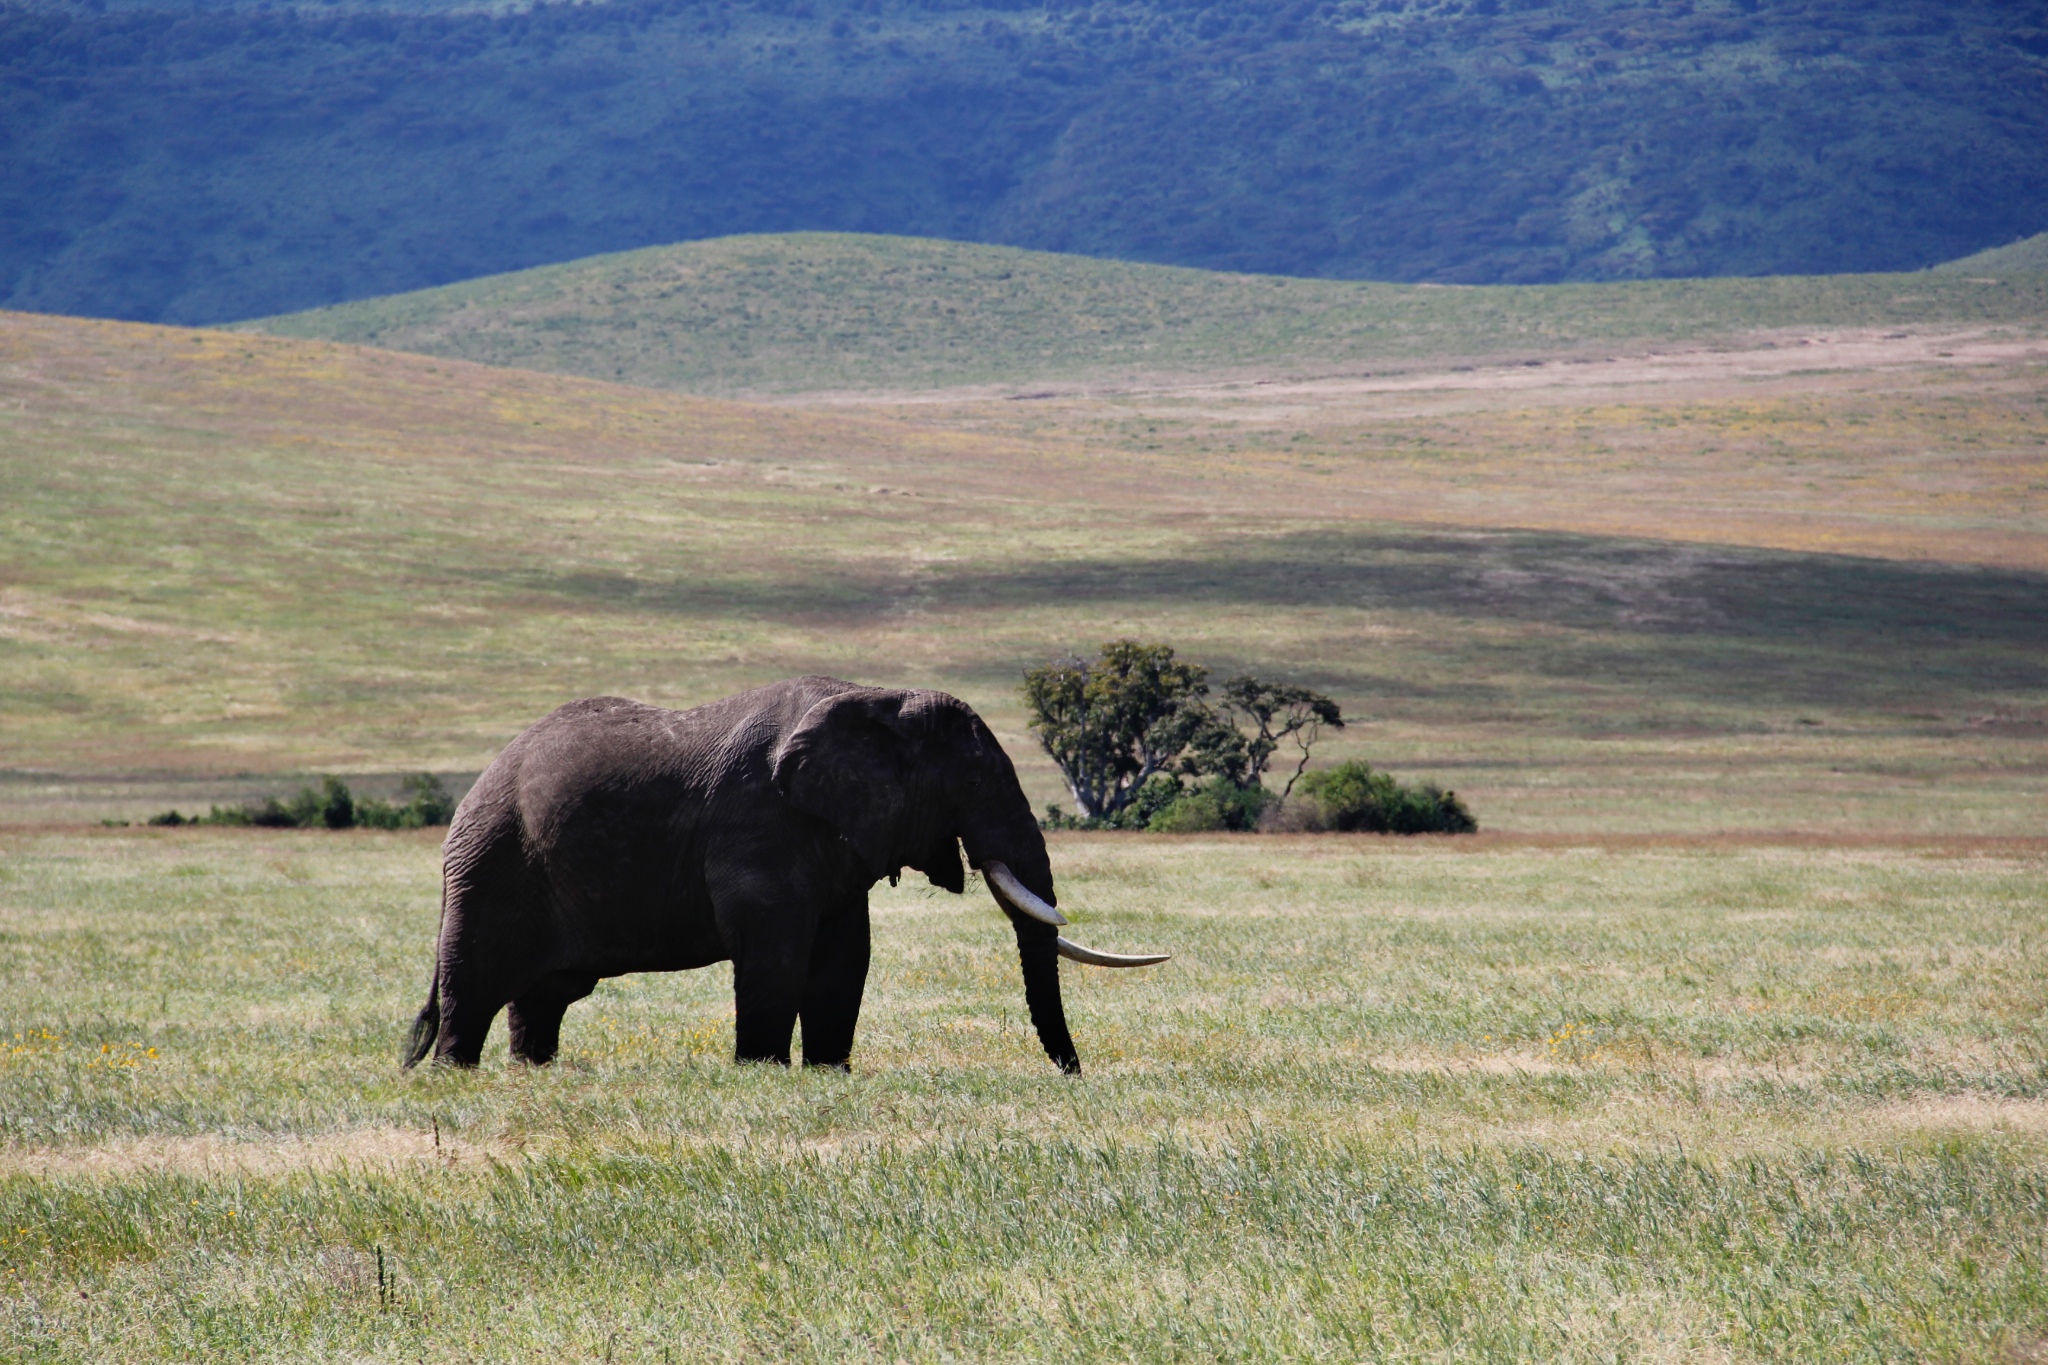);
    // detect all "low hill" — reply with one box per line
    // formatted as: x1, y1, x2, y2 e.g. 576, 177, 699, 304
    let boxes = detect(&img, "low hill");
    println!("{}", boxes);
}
1938, 231, 2048, 276
249, 233, 2048, 396
5, 0, 2046, 324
